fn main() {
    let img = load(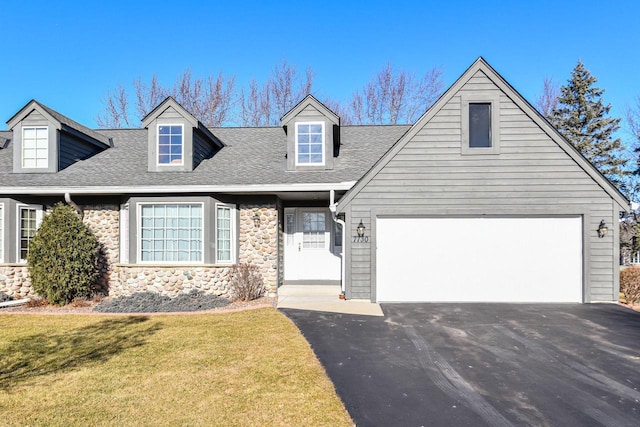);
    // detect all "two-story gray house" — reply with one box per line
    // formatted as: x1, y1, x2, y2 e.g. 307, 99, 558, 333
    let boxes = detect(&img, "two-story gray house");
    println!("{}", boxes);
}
0, 58, 628, 303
